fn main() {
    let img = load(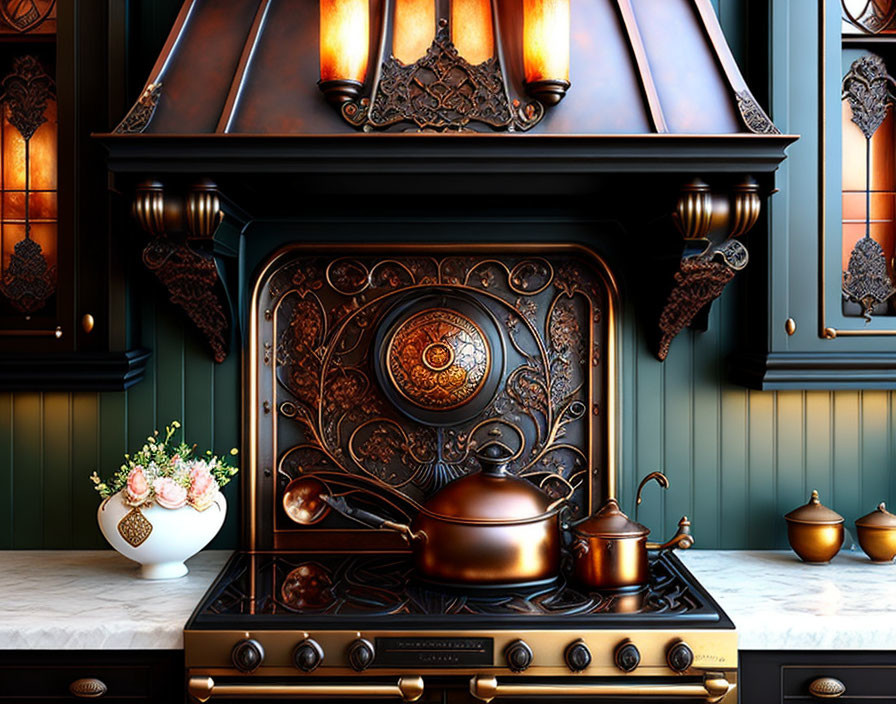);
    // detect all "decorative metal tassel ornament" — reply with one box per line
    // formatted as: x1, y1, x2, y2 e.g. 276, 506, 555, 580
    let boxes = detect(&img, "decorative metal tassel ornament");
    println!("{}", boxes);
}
841, 53, 896, 322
